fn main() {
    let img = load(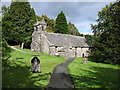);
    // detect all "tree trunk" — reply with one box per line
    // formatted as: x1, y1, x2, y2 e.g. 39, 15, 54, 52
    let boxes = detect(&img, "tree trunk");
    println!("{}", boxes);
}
21, 42, 24, 49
